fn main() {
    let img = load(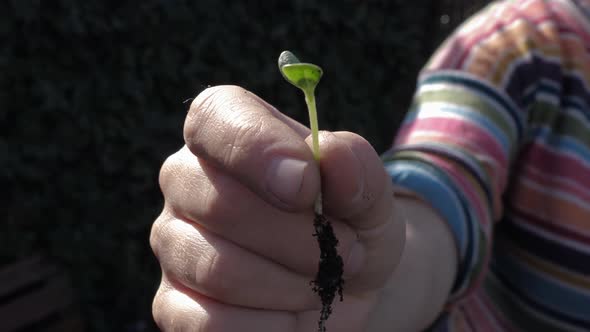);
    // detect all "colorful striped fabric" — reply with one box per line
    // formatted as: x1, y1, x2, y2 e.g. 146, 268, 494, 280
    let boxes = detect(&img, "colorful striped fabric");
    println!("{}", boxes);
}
381, 0, 590, 330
